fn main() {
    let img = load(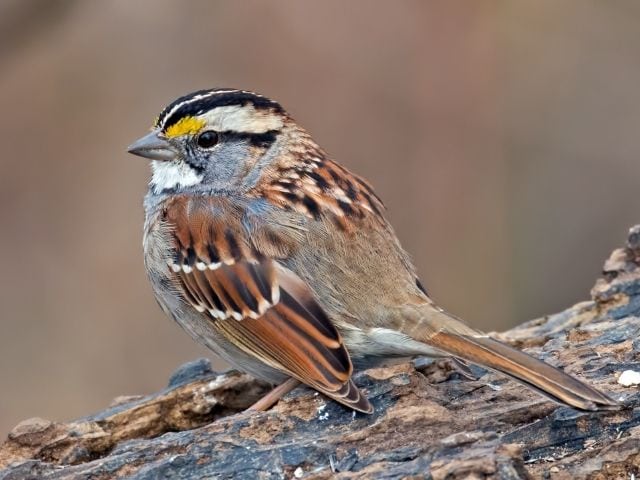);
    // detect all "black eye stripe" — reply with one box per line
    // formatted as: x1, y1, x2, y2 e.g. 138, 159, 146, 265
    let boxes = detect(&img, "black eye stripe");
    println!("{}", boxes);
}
192, 130, 277, 149
221, 130, 277, 148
